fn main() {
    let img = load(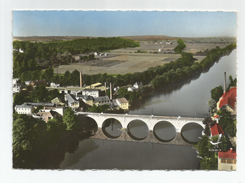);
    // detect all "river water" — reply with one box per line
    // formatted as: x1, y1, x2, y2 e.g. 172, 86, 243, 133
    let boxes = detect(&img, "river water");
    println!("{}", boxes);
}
60, 50, 236, 170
